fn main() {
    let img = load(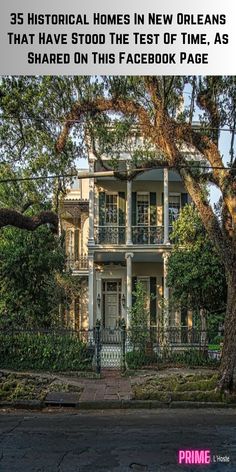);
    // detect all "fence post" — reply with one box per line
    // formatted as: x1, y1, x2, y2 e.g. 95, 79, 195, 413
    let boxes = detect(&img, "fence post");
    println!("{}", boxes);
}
120, 318, 126, 372
95, 320, 101, 375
